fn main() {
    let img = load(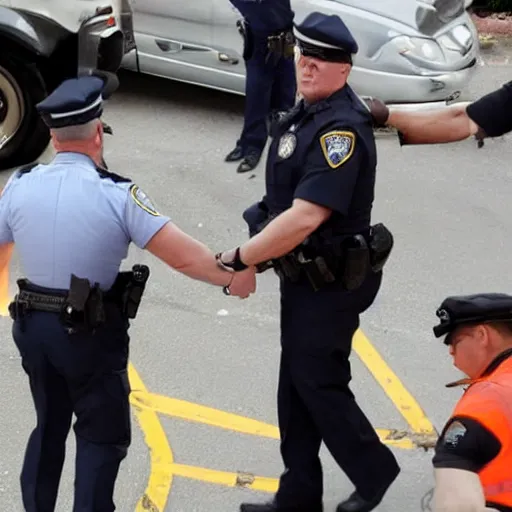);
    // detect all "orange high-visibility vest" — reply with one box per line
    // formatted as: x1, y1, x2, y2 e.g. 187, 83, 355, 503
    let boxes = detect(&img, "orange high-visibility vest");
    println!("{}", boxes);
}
449, 356, 512, 507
